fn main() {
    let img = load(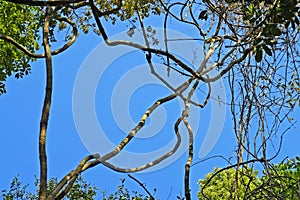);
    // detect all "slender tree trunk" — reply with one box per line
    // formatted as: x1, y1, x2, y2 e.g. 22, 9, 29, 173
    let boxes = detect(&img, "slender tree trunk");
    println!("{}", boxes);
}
39, 5, 52, 200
